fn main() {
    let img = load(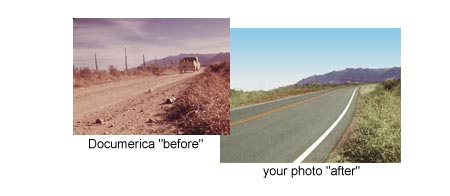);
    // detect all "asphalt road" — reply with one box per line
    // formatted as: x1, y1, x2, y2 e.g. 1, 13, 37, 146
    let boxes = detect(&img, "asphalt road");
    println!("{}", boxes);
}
221, 86, 358, 163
